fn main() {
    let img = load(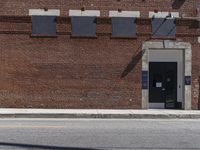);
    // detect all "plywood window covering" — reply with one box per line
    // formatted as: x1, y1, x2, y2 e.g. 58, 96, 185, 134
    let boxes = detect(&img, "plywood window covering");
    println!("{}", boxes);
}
112, 17, 136, 37
71, 16, 96, 37
152, 18, 176, 37
32, 16, 57, 36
